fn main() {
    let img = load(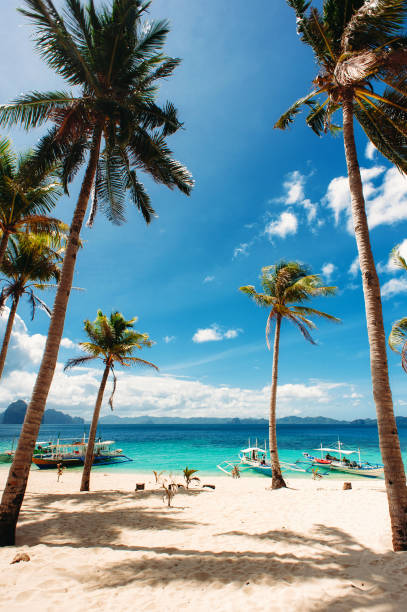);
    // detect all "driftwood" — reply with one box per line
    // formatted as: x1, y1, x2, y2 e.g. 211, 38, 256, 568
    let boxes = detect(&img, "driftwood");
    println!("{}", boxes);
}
203, 484, 216, 489
343, 482, 352, 490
